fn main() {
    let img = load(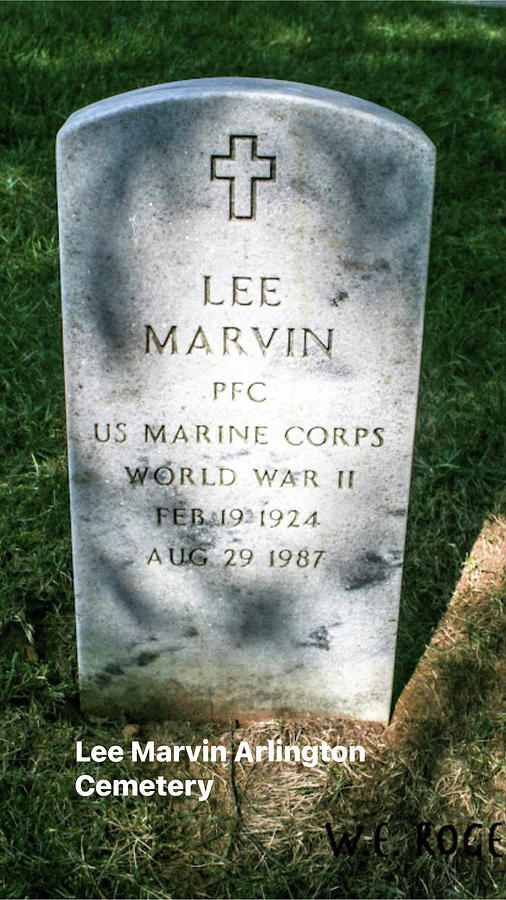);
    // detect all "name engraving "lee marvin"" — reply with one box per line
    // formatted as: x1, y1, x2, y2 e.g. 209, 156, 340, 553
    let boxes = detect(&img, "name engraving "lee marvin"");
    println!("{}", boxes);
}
145, 276, 334, 358
58, 78, 435, 722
